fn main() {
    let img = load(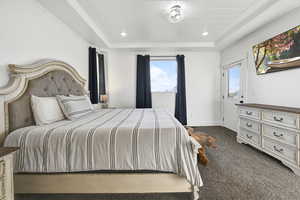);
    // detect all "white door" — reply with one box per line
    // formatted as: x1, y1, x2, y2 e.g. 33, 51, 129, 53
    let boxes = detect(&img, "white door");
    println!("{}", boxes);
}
221, 60, 247, 132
